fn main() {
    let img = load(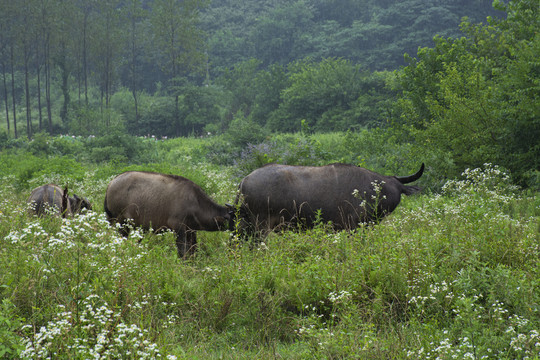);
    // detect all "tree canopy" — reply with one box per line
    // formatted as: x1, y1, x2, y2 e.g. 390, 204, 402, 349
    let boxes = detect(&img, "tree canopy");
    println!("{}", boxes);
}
1, 0, 538, 186
395, 0, 539, 184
